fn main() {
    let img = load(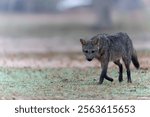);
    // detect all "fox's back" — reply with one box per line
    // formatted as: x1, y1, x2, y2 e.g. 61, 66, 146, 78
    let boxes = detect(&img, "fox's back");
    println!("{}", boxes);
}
98, 32, 133, 61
